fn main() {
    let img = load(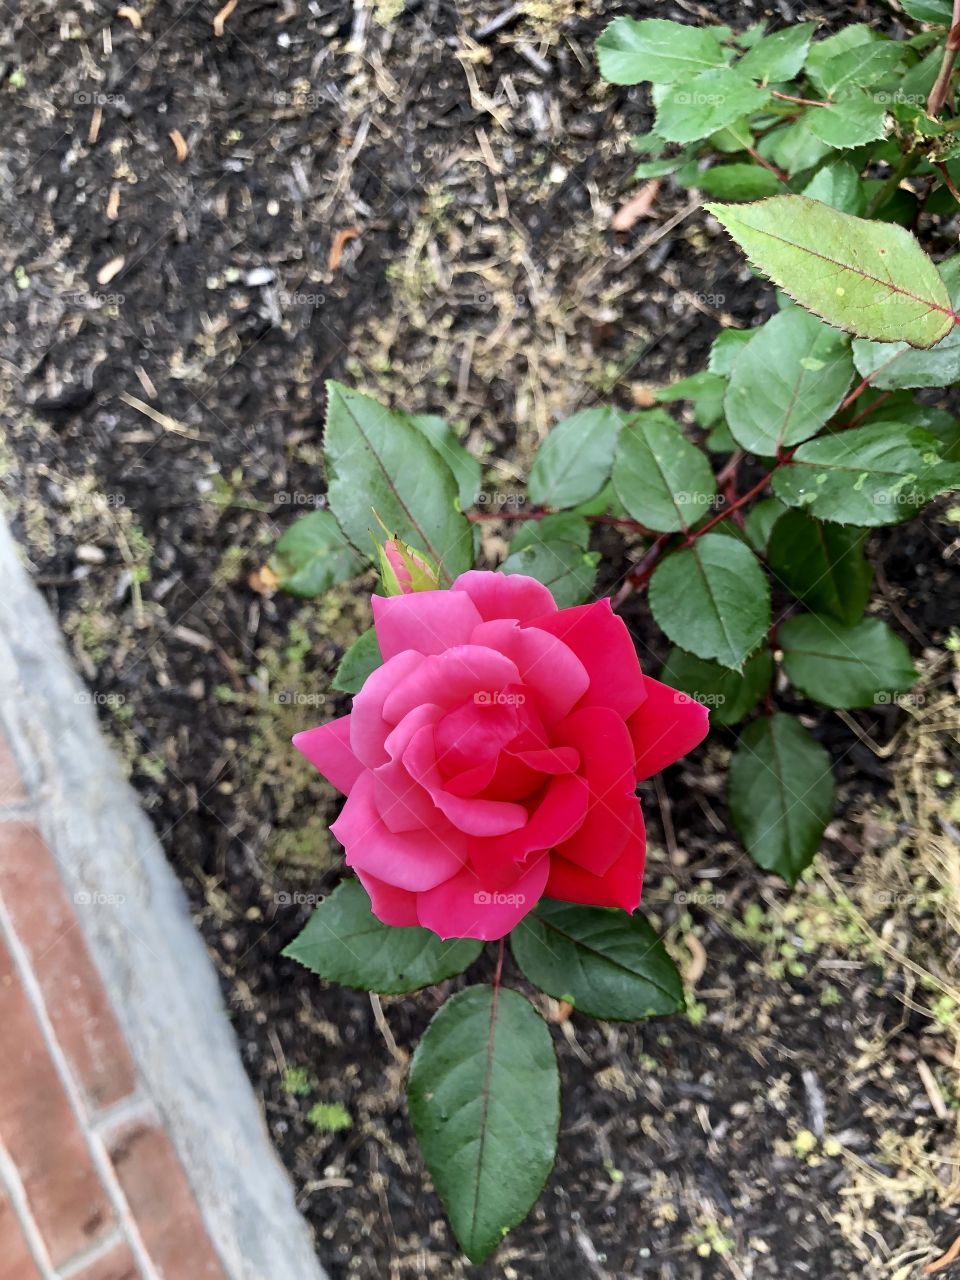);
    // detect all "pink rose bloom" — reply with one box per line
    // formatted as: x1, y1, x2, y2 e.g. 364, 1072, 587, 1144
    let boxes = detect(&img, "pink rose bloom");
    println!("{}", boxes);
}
294, 572, 708, 941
